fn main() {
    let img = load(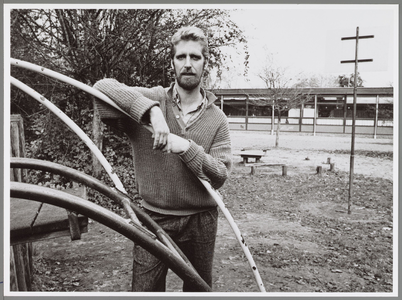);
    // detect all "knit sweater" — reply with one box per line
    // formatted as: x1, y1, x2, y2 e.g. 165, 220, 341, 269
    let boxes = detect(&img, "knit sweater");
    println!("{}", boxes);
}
93, 79, 232, 216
